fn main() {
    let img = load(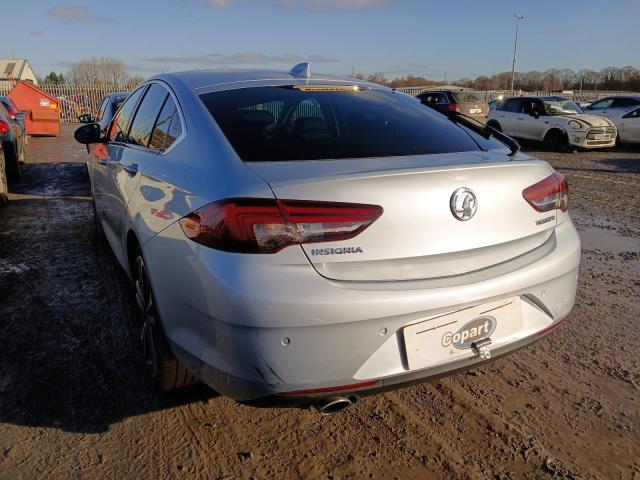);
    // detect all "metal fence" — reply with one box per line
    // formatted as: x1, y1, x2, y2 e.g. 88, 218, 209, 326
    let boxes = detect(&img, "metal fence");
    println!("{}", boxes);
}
0, 83, 127, 124
2, 82, 640, 124
396, 87, 640, 103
